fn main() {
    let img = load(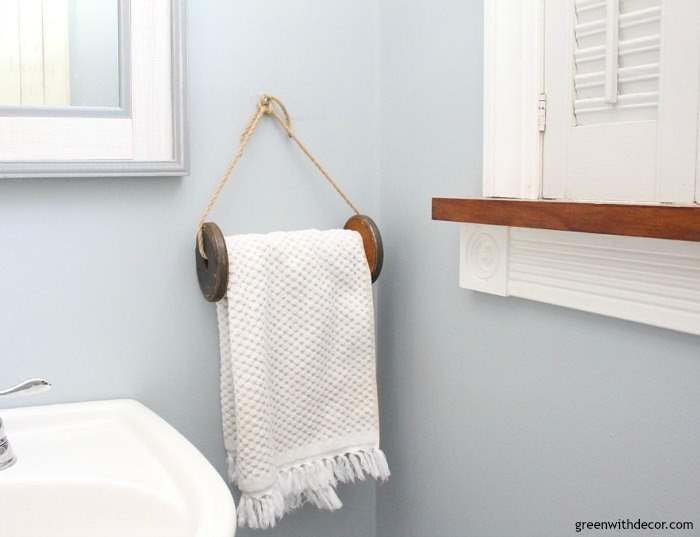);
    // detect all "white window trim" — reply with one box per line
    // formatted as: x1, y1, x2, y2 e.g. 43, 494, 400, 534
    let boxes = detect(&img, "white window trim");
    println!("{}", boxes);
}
482, 0, 543, 200
462, 0, 700, 336
460, 223, 700, 336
